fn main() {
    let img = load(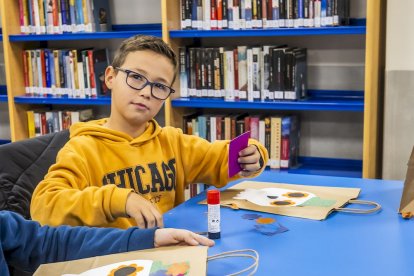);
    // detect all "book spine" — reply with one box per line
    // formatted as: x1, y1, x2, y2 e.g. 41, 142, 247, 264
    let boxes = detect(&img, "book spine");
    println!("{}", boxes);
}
179, 47, 189, 98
